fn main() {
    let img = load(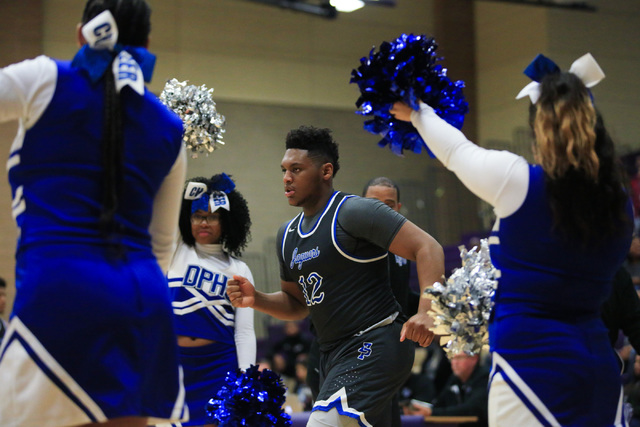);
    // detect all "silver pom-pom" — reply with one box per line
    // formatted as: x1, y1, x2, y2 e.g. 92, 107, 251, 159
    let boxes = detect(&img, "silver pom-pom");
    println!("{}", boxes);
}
160, 78, 225, 158
425, 238, 498, 358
